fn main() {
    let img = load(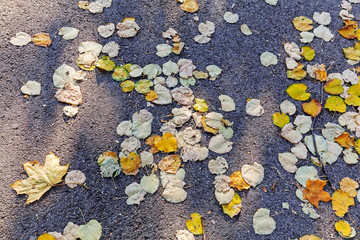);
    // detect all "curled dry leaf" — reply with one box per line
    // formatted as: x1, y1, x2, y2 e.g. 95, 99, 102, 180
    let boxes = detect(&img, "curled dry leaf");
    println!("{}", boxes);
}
55, 83, 82, 105
117, 20, 140, 38
32, 32, 52, 47
158, 155, 181, 174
